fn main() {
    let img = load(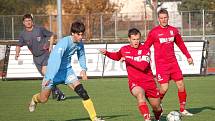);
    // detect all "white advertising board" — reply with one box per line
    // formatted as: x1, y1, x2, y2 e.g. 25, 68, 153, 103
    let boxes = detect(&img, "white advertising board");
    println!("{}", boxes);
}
6, 42, 204, 79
